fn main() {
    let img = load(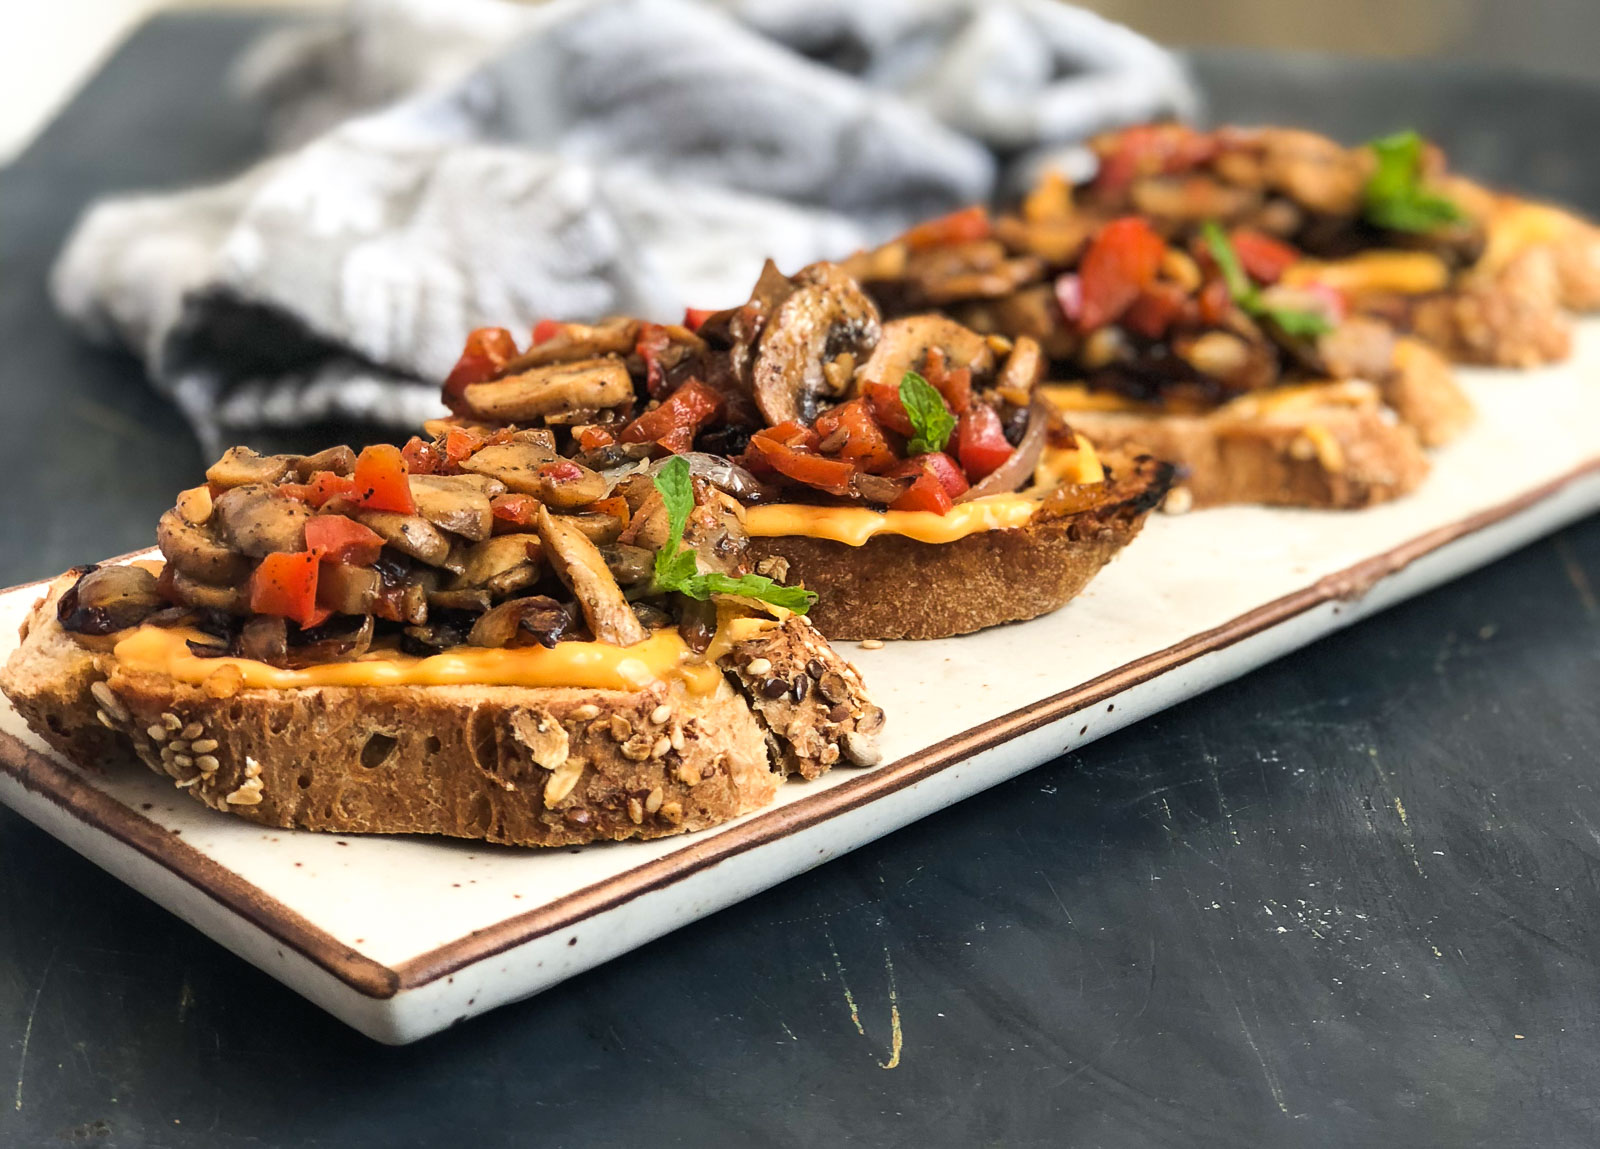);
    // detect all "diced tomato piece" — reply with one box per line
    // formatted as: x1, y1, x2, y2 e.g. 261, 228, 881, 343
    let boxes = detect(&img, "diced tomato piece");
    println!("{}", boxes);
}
956, 405, 1015, 481
864, 382, 916, 438
1123, 281, 1190, 339
1092, 124, 1218, 195
279, 471, 359, 508
1230, 228, 1301, 285
580, 495, 631, 529
352, 444, 416, 515
1078, 217, 1167, 332
249, 552, 324, 629
635, 323, 674, 399
490, 494, 541, 527
756, 421, 821, 450
682, 307, 715, 332
813, 398, 901, 474
933, 366, 972, 415
745, 435, 855, 496
900, 452, 969, 499
304, 515, 384, 567
576, 425, 616, 452
532, 318, 562, 345
400, 435, 443, 475
1198, 277, 1232, 325
619, 380, 725, 454
889, 470, 954, 514
540, 460, 585, 484
442, 327, 518, 413
901, 205, 991, 250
